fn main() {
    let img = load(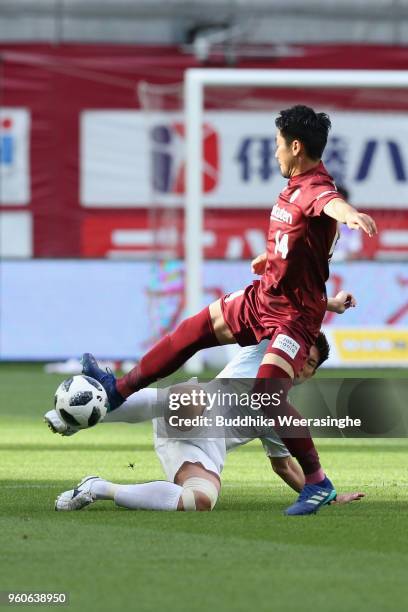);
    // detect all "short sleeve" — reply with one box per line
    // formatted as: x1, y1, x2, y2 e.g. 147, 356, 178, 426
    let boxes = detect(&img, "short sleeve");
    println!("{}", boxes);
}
302, 180, 339, 217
